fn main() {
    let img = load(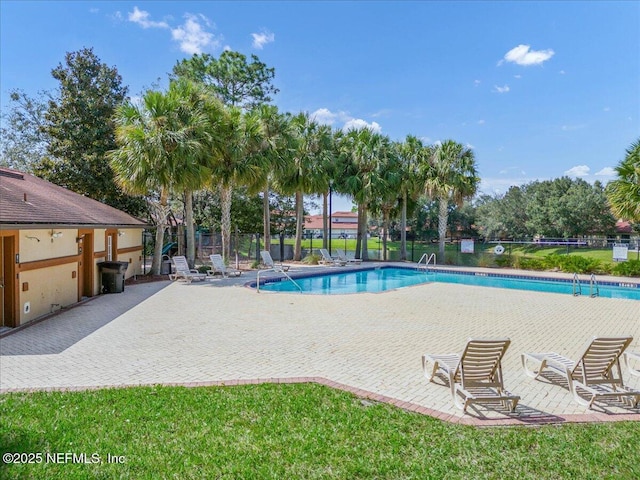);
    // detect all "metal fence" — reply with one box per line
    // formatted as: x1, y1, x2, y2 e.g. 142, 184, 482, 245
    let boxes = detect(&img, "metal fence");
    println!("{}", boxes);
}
142, 229, 640, 273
